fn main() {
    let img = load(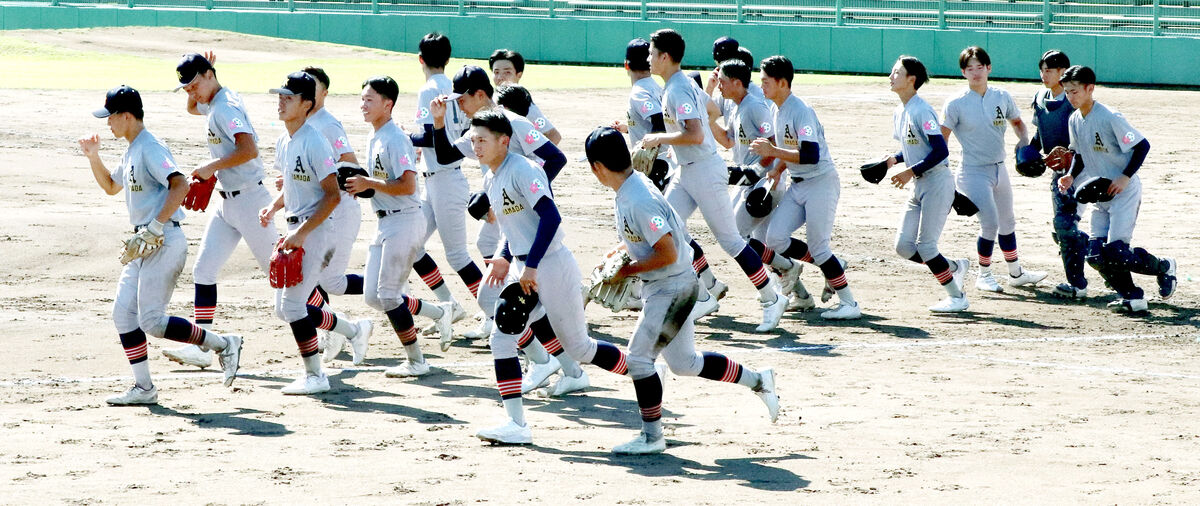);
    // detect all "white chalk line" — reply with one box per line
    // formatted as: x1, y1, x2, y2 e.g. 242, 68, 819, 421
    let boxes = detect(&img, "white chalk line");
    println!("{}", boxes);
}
0, 333, 1192, 388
